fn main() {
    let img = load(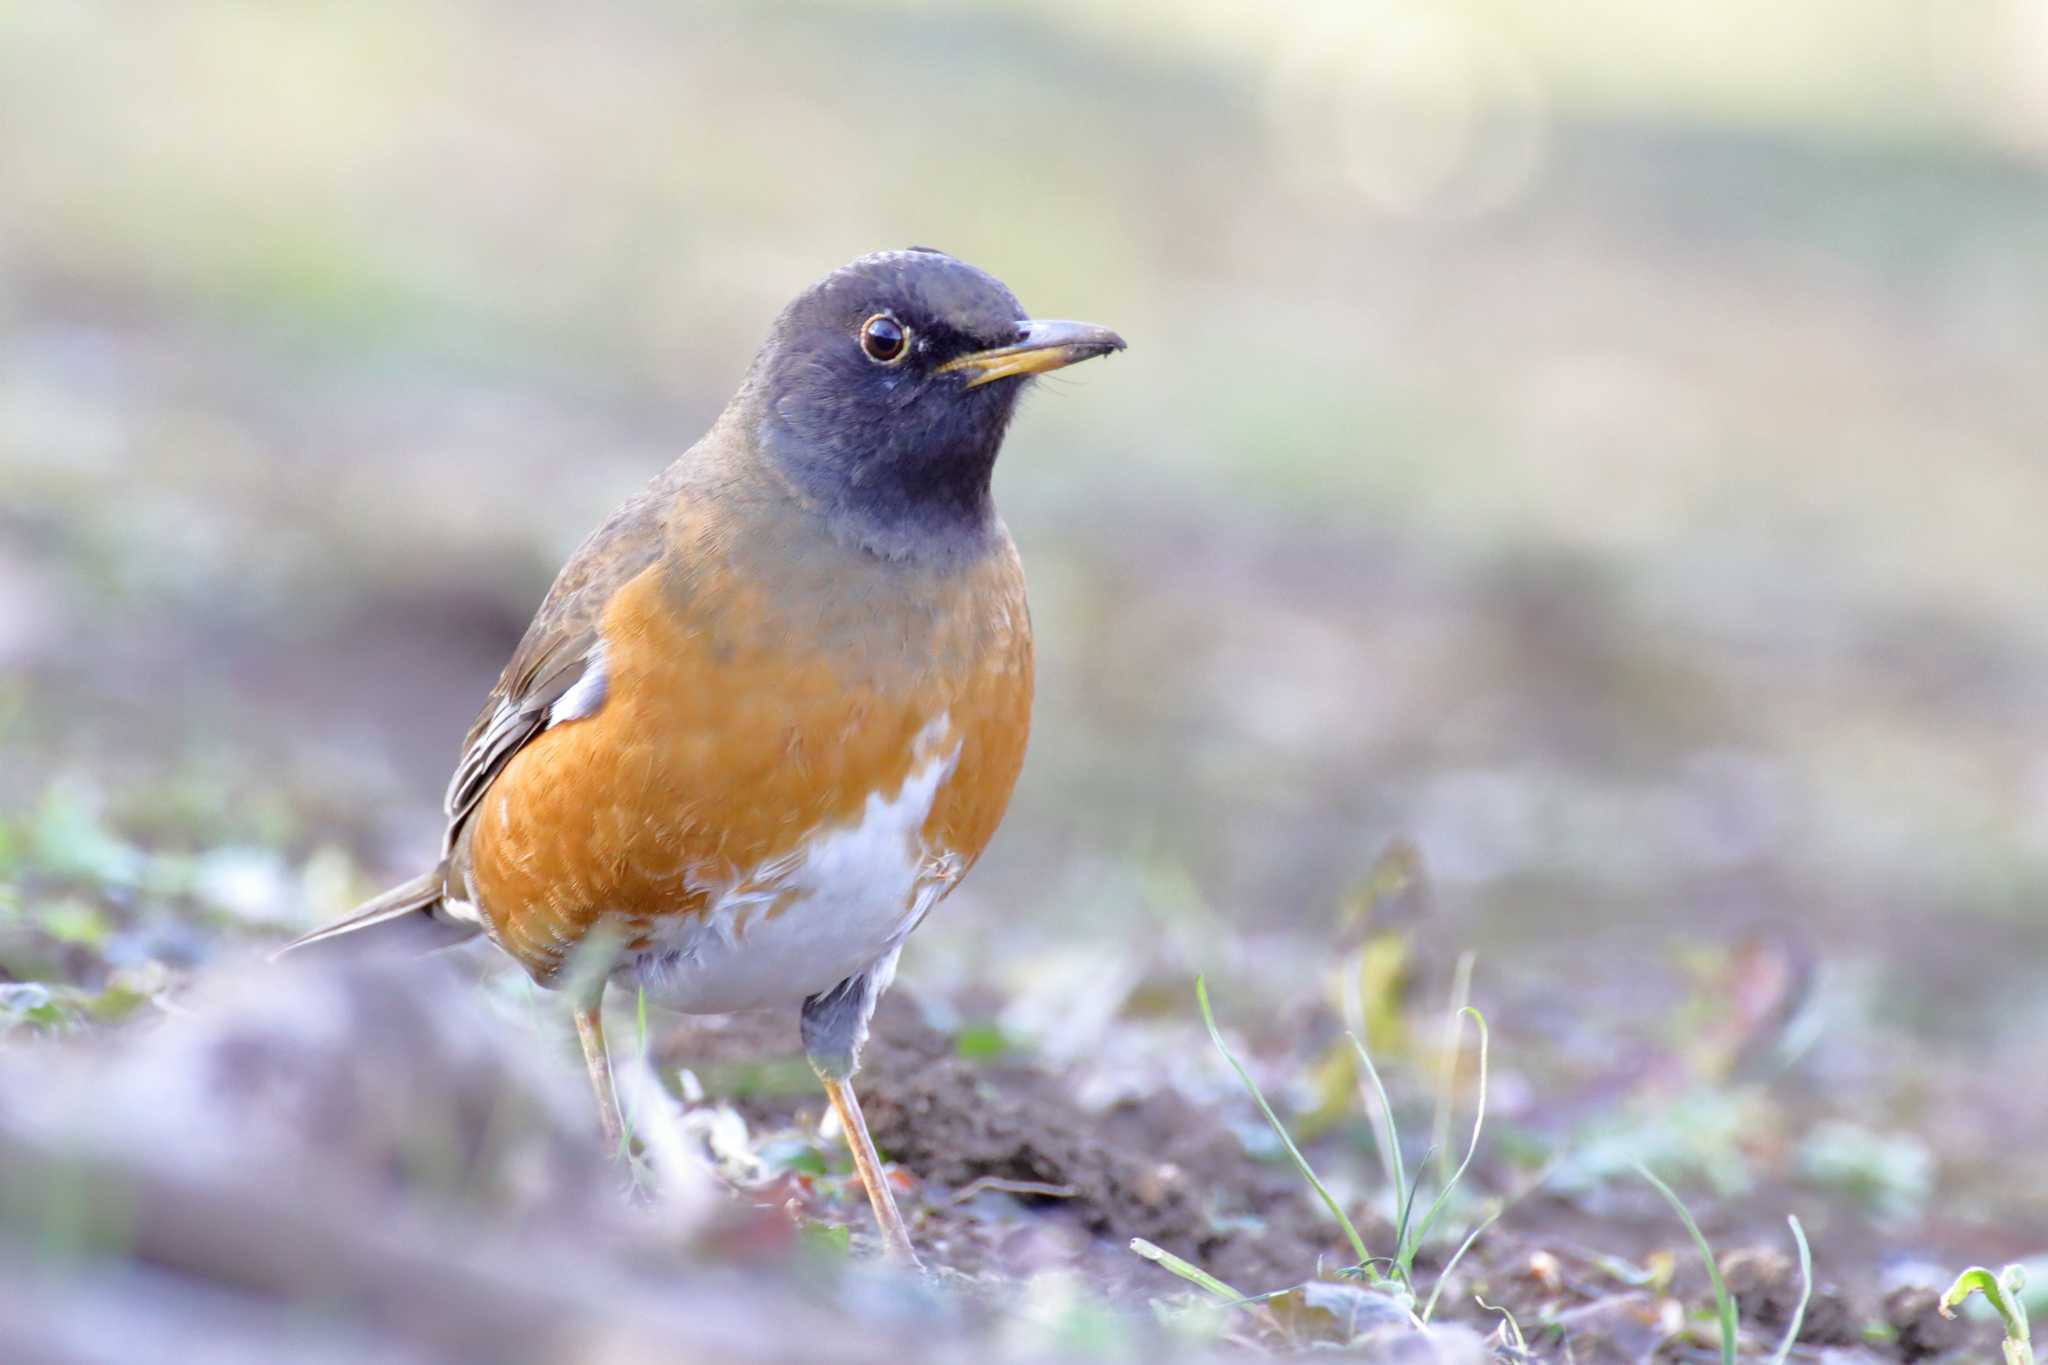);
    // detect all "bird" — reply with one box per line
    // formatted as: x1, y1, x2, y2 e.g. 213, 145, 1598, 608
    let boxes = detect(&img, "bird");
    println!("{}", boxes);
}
282, 248, 1124, 1266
